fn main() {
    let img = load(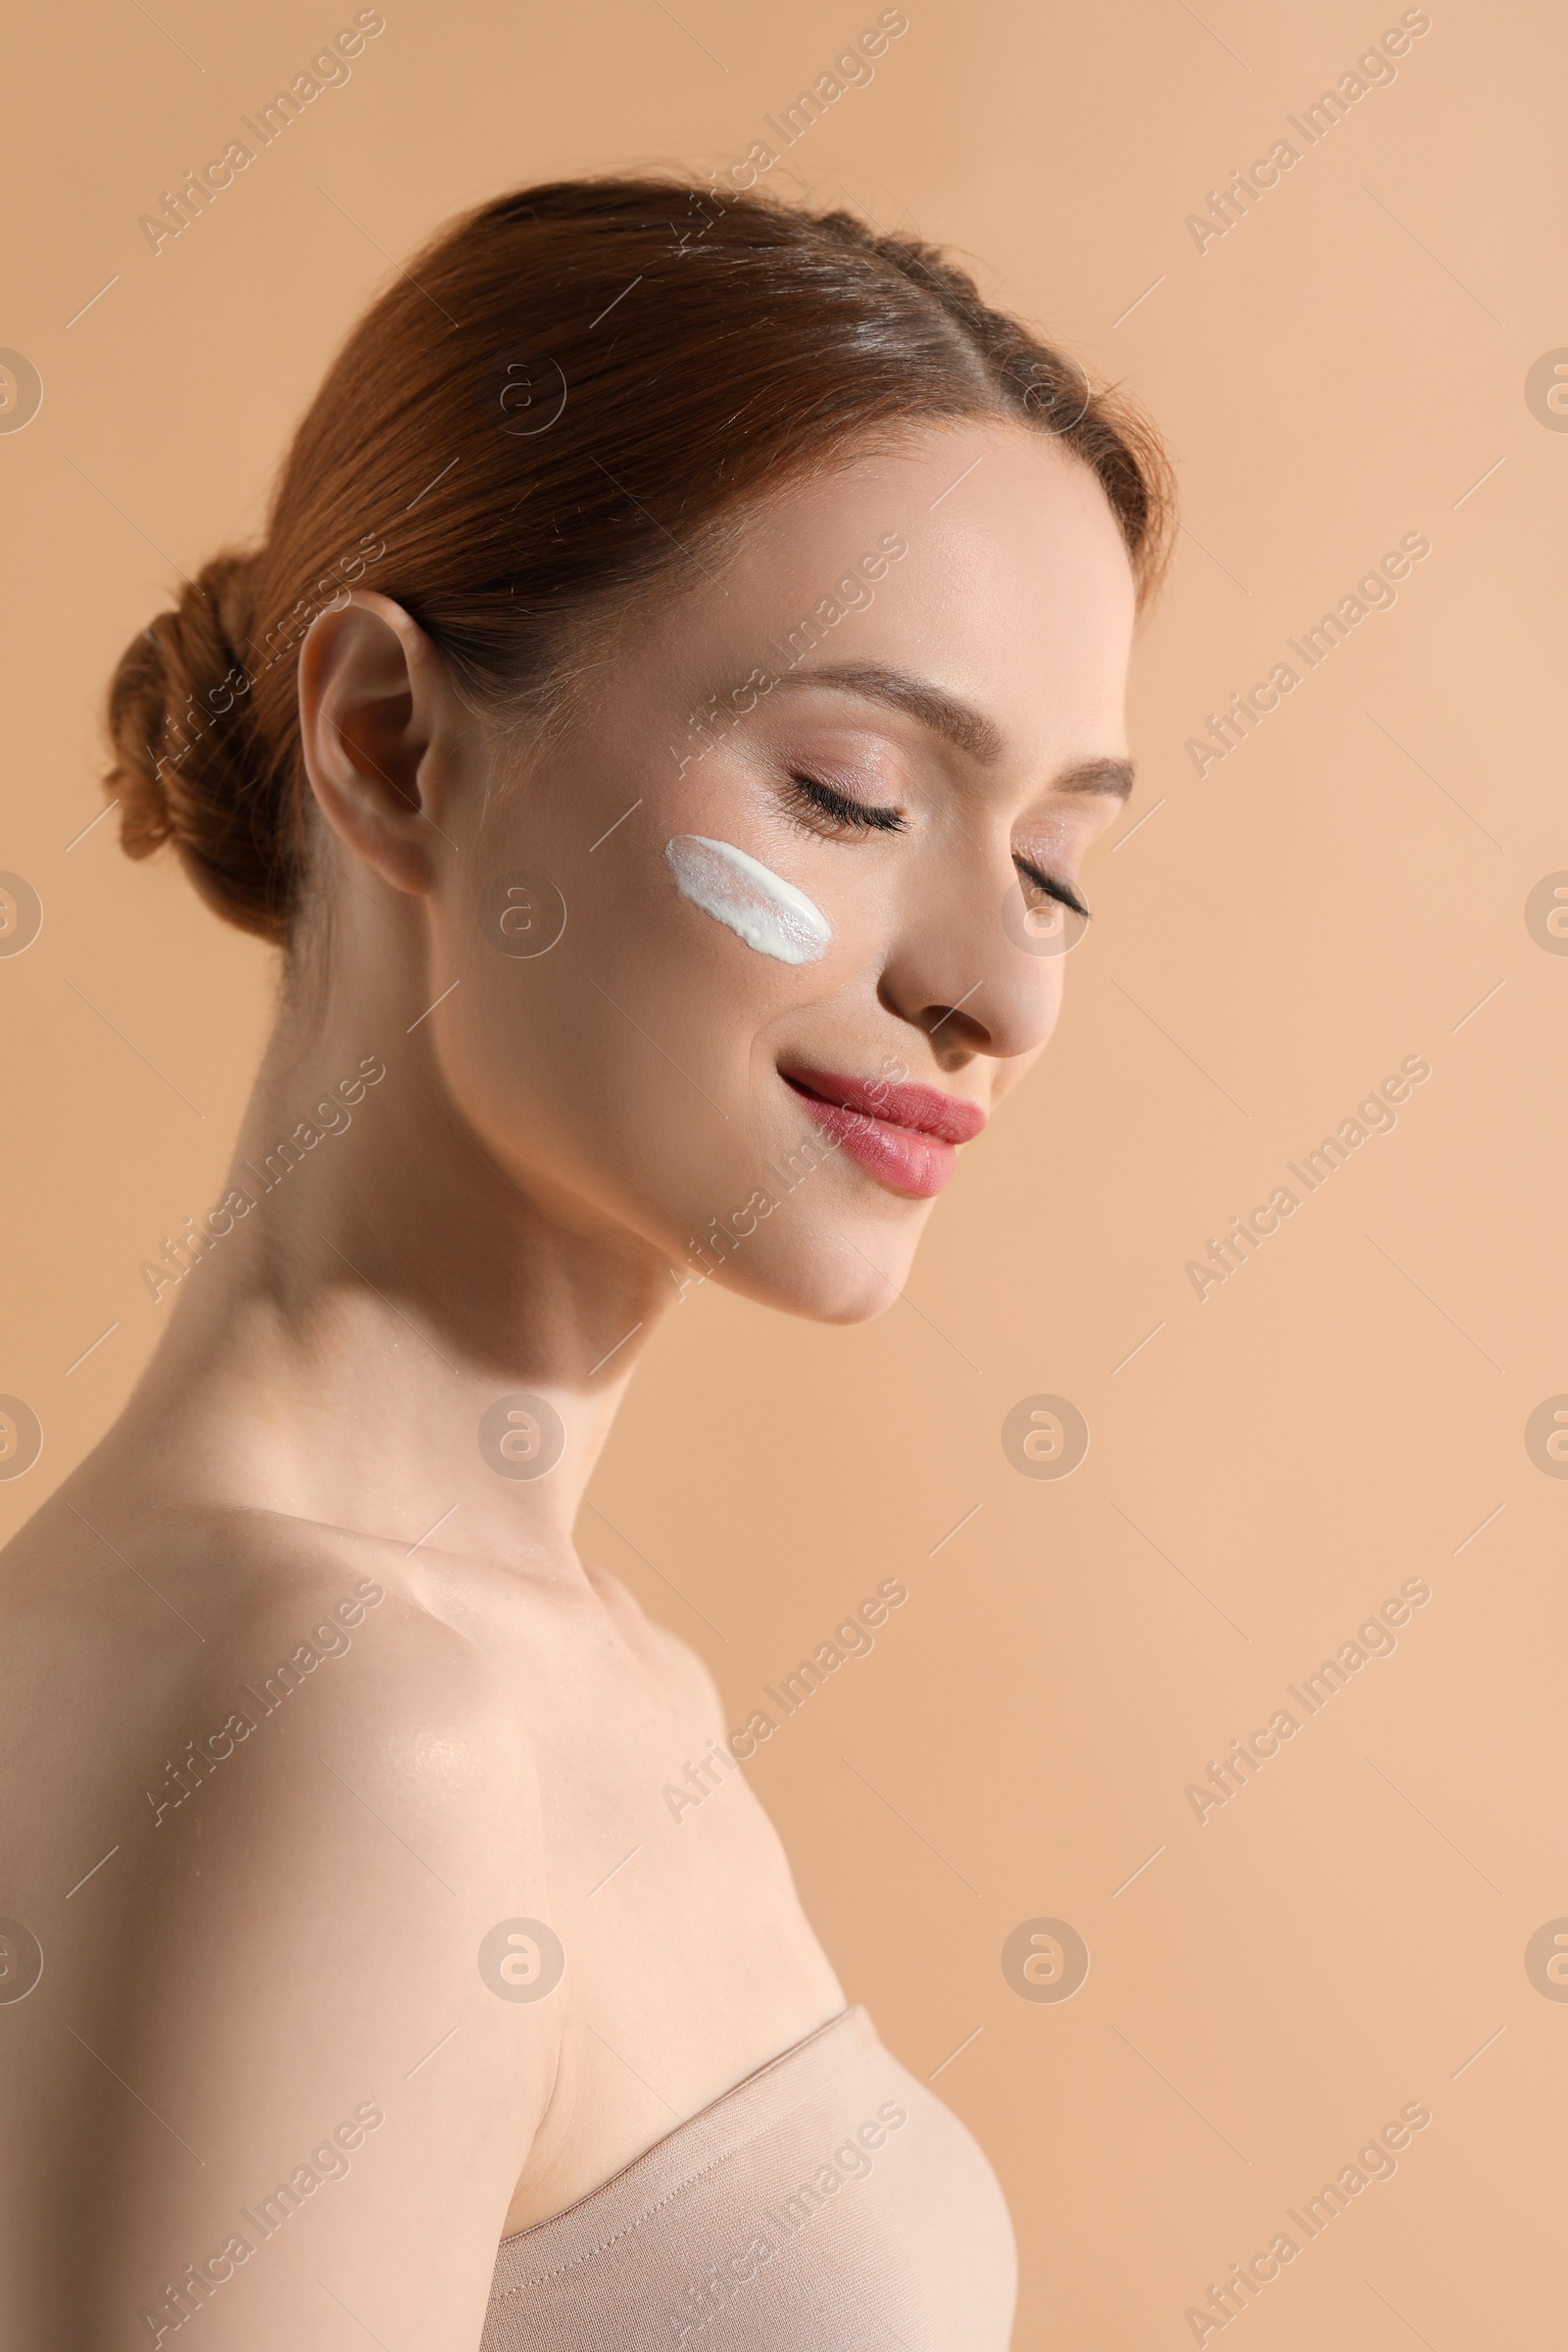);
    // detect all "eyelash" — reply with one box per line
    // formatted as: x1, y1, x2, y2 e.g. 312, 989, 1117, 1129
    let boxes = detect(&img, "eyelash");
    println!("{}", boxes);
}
784, 772, 1090, 922
1016, 858, 1091, 923
784, 772, 907, 836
